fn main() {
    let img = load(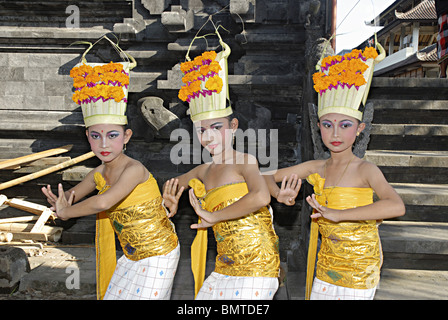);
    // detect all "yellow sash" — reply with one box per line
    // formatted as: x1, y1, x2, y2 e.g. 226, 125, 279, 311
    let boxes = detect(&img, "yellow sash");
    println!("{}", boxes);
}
305, 173, 378, 299
189, 178, 208, 298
